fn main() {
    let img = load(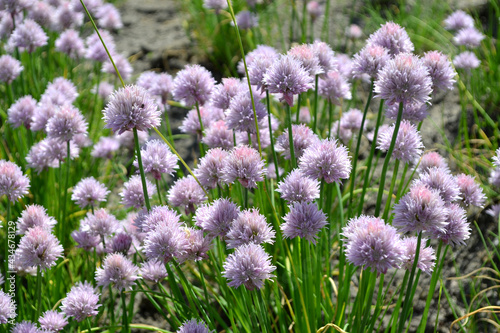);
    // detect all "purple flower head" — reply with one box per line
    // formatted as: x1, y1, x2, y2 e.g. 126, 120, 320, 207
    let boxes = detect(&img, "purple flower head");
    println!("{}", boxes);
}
39, 310, 68, 332
42, 77, 79, 105
0, 11, 14, 39
0, 54, 23, 83
281, 201, 327, 243
288, 44, 324, 77
276, 124, 319, 160
306, 1, 322, 21
195, 198, 240, 238
225, 91, 267, 133
392, 182, 449, 234
334, 53, 354, 78
52, 1, 83, 31
352, 44, 390, 79
85, 30, 116, 63
318, 70, 352, 104
173, 64, 215, 107
202, 120, 234, 150
374, 53, 432, 107
102, 54, 133, 81
140, 259, 168, 283
0, 159, 30, 202
222, 243, 276, 290
142, 205, 181, 234
277, 169, 320, 203
106, 232, 134, 255
149, 73, 174, 105
195, 148, 229, 189
222, 145, 266, 188
168, 176, 207, 215
91, 136, 120, 159
444, 10, 474, 31
385, 102, 428, 123
342, 215, 405, 274
7, 18, 47, 53
16, 226, 63, 271
416, 167, 460, 203
334, 108, 365, 143
0, 0, 32, 14
115, 129, 148, 150
25, 140, 56, 173
490, 168, 500, 187
238, 44, 279, 75
81, 208, 119, 239
177, 319, 214, 333
71, 229, 100, 252
203, 0, 227, 12
178, 227, 212, 262
248, 57, 278, 93
8, 95, 37, 129
367, 22, 414, 56
346, 24, 363, 39
133, 140, 178, 180
120, 175, 156, 209
433, 203, 470, 246
70, 0, 103, 13
454, 27, 484, 48
487, 204, 500, 221
377, 119, 424, 163
180, 105, 221, 137
417, 152, 449, 174
226, 208, 275, 249
96, 253, 139, 291
453, 51, 480, 70
96, 81, 115, 101
311, 41, 337, 75
234, 10, 258, 29
46, 105, 88, 142
449, 173, 483, 208
71, 177, 109, 209
103, 85, 161, 134
28, 1, 53, 28
400, 236, 436, 274
299, 138, 351, 183
17, 204, 56, 235
0, 290, 16, 324
143, 222, 189, 263
211, 78, 242, 109
423, 51, 456, 93
263, 54, 314, 106
60, 281, 101, 322
11, 321, 40, 333
96, 3, 123, 30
